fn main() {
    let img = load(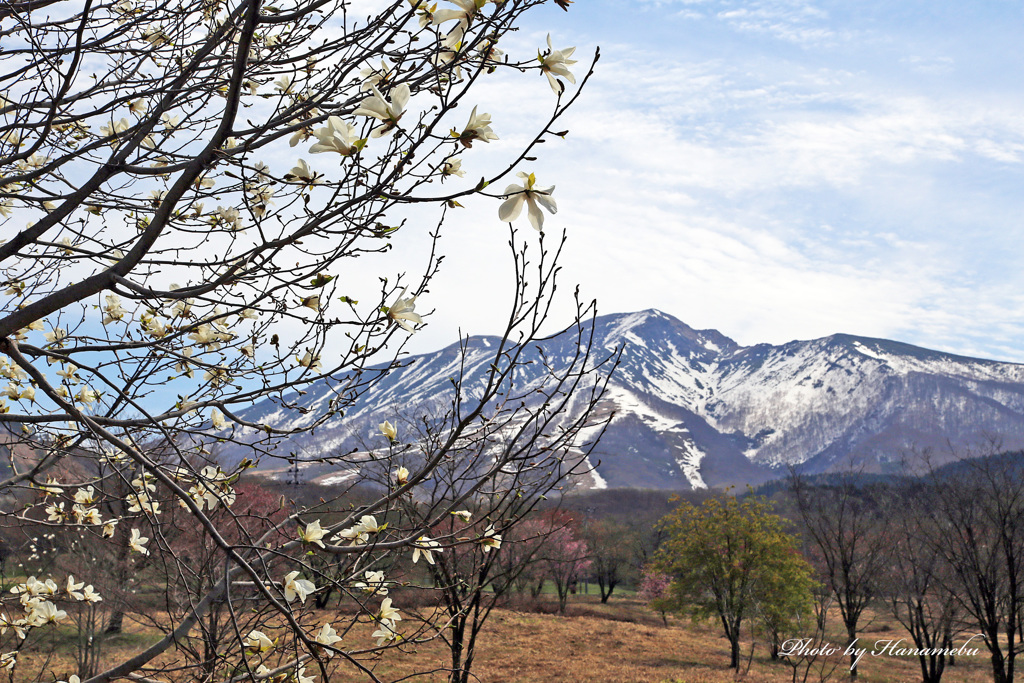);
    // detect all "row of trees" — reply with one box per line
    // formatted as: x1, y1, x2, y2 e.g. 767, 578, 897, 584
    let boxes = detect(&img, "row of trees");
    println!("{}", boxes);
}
646, 454, 1024, 683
